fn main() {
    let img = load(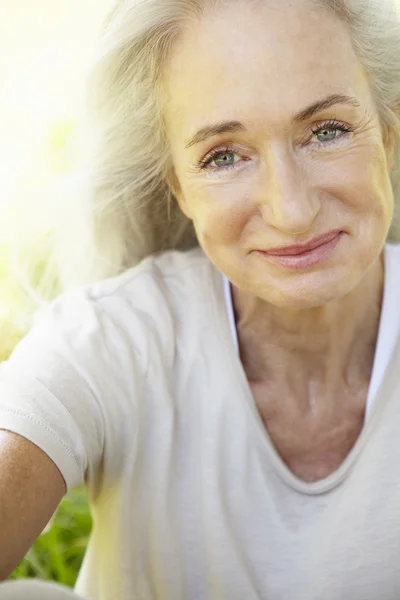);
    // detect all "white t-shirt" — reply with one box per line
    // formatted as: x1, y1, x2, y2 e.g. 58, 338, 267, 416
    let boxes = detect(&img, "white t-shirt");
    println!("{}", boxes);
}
1, 244, 400, 600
